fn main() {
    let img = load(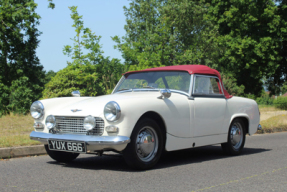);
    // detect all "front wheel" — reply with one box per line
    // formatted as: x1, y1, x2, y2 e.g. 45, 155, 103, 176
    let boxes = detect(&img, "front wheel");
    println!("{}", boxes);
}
45, 145, 79, 163
123, 118, 164, 170
221, 119, 246, 155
